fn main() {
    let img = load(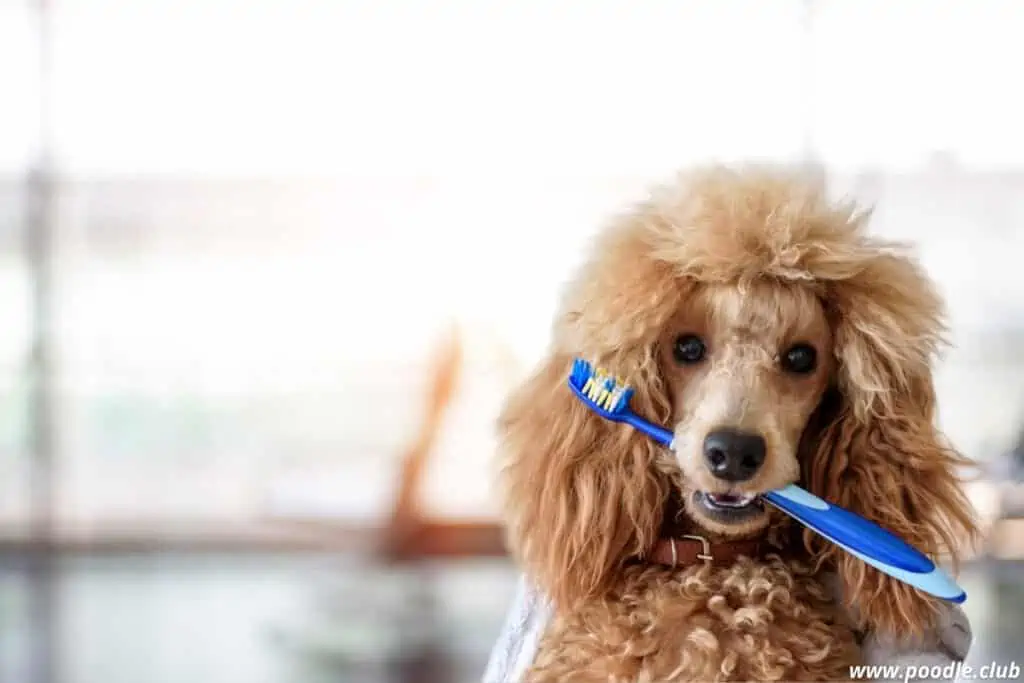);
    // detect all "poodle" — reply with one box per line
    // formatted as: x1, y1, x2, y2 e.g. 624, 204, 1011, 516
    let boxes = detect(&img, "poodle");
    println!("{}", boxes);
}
489, 166, 978, 682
